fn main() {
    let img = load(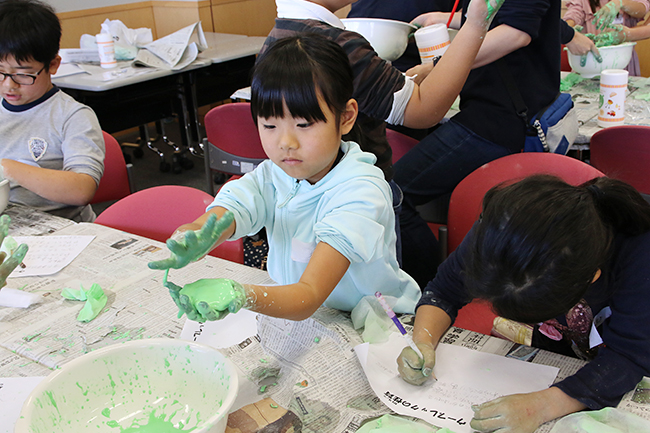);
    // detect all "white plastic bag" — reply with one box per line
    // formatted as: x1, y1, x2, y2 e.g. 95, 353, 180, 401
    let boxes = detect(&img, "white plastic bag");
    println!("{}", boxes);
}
100, 19, 152, 47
